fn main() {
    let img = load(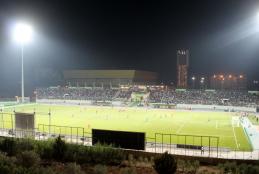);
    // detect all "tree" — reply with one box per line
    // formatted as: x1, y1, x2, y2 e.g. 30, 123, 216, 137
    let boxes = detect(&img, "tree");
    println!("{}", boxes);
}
154, 152, 177, 174
53, 135, 67, 161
